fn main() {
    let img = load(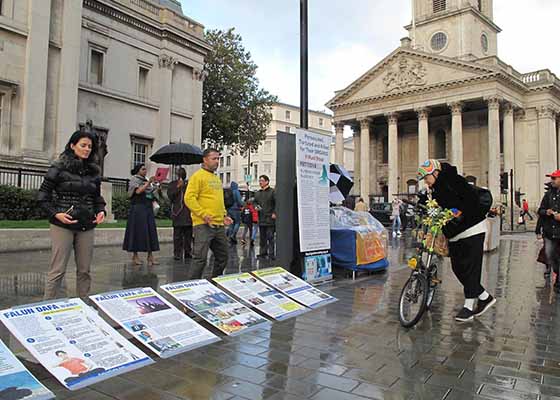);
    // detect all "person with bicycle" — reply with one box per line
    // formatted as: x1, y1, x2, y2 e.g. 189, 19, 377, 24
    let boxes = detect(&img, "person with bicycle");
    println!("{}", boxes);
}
417, 159, 495, 322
